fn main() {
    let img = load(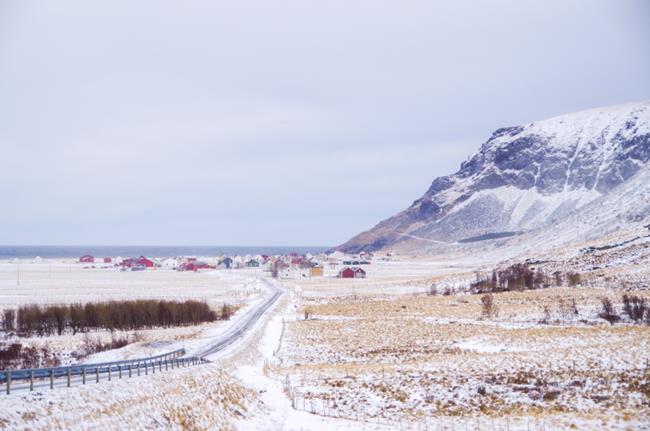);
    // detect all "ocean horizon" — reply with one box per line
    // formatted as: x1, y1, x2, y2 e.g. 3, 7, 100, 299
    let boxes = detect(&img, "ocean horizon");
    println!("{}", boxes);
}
0, 245, 331, 259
